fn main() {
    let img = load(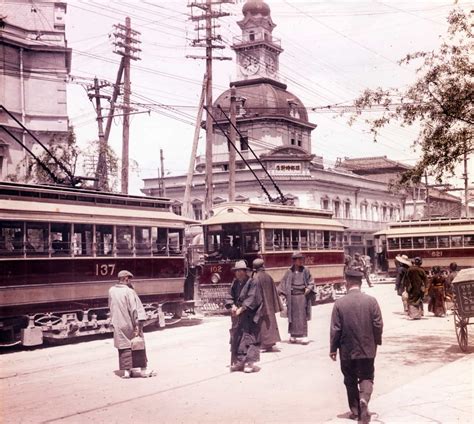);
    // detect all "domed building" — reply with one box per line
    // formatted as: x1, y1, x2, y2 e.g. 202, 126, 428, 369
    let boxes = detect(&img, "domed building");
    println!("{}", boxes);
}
142, 0, 408, 261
